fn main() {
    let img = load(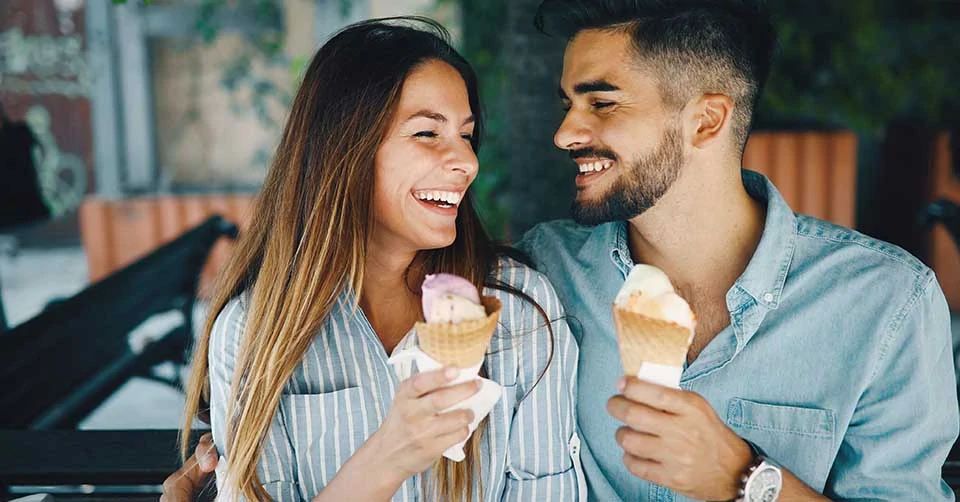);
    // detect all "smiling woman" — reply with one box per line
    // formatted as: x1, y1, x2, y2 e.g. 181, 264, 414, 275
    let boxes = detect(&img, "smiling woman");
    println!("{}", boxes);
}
373, 59, 479, 253
179, 16, 581, 502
